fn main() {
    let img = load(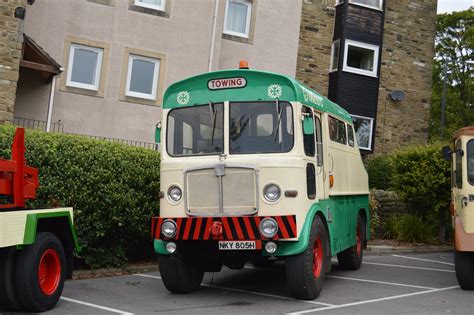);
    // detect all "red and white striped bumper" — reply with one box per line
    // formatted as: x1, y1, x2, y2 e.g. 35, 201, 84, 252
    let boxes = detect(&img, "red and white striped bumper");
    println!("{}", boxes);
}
152, 215, 297, 241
